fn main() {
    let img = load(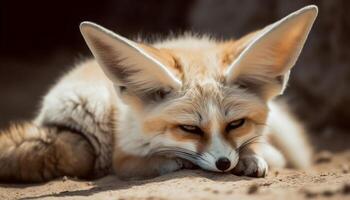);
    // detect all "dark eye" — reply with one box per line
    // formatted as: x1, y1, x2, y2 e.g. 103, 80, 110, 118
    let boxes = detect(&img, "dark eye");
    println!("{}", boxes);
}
119, 86, 127, 92
237, 82, 248, 89
226, 119, 245, 132
178, 125, 204, 136
152, 88, 171, 101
